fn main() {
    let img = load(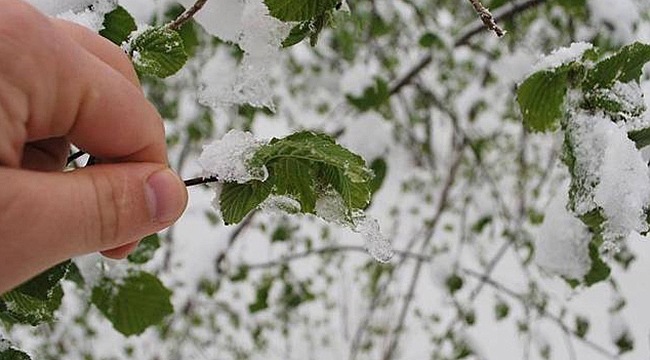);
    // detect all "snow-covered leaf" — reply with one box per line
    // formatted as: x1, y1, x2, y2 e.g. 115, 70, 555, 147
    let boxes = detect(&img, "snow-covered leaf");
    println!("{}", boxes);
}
584, 42, 650, 89
91, 271, 173, 336
0, 261, 70, 325
0, 347, 30, 360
